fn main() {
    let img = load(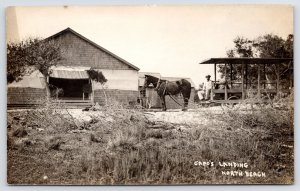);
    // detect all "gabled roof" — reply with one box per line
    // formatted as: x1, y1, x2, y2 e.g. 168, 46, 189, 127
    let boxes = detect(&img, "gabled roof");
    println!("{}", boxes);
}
199, 57, 293, 65
46, 27, 139, 71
